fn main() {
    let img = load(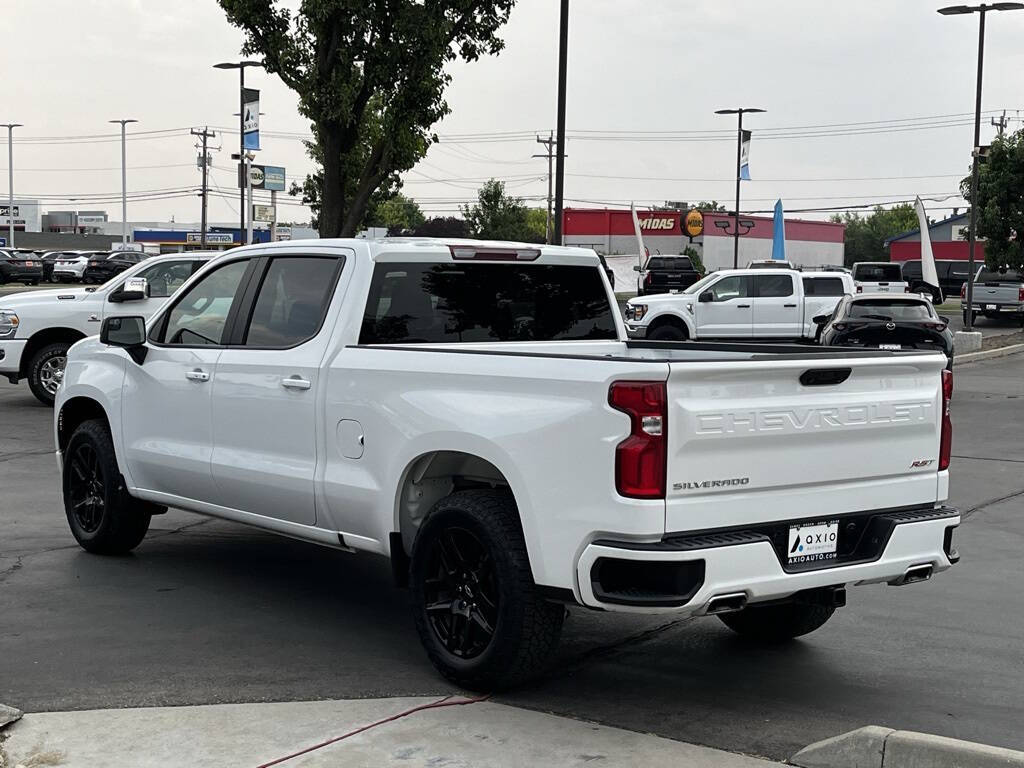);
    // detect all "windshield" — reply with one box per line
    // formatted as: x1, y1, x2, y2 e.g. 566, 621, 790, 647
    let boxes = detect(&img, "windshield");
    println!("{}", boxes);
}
646, 257, 689, 270
682, 273, 718, 295
849, 299, 933, 321
977, 268, 1022, 283
853, 263, 903, 282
